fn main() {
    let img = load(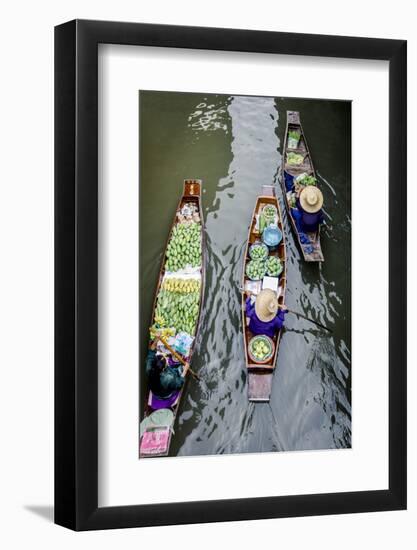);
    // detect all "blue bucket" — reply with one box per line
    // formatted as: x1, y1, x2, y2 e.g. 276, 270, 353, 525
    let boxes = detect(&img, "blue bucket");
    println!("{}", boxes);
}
262, 224, 282, 251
